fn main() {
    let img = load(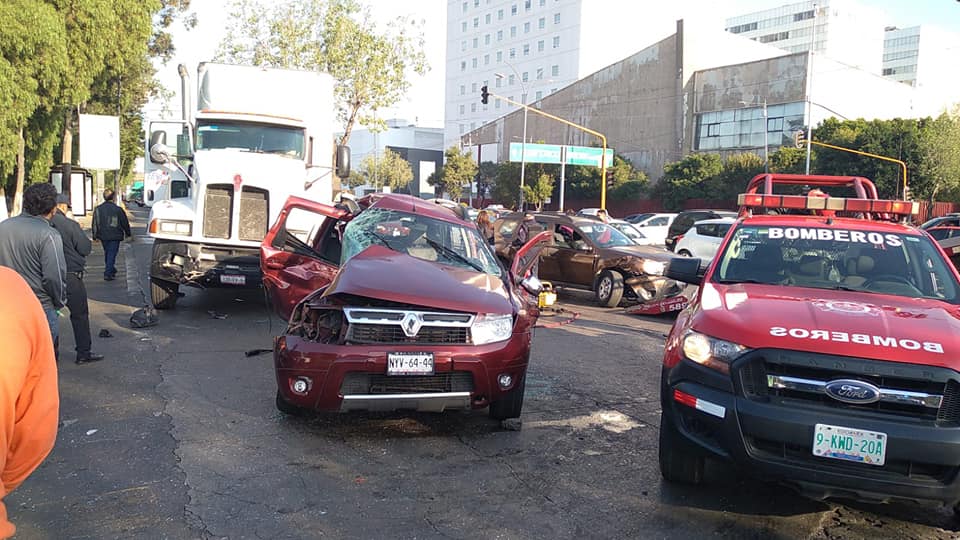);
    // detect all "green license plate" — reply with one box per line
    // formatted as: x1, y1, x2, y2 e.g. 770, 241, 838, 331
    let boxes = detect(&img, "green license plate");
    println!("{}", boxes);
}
812, 423, 887, 466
